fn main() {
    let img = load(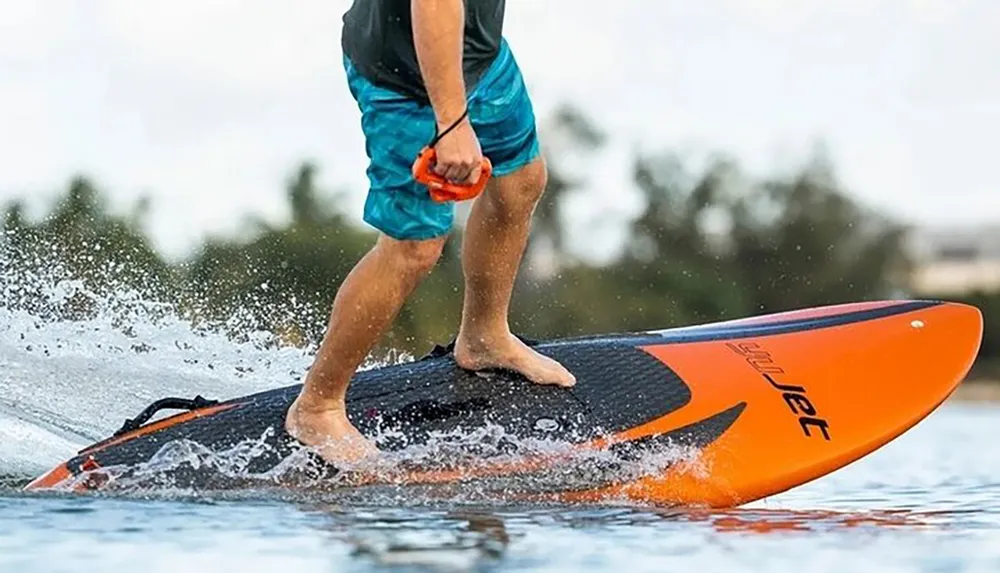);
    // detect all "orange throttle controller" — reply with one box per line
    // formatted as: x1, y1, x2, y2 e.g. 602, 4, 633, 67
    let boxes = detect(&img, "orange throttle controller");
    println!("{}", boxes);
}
413, 146, 493, 203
